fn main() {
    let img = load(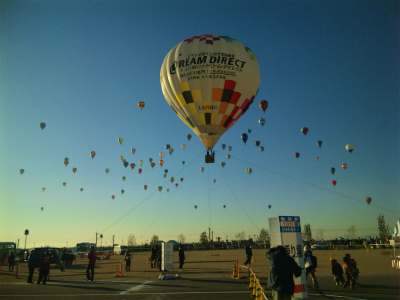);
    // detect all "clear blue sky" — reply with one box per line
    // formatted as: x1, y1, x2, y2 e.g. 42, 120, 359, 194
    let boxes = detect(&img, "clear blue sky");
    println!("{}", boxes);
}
1, 0, 399, 248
